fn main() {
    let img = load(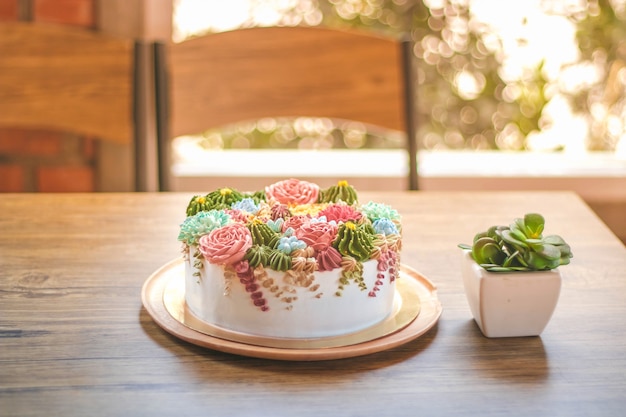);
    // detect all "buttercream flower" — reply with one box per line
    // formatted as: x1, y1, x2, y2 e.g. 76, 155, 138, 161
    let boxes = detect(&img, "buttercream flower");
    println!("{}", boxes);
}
289, 203, 327, 217
224, 209, 250, 223
372, 218, 399, 235
361, 201, 401, 222
316, 246, 343, 271
231, 197, 260, 214
266, 218, 284, 233
198, 223, 253, 265
282, 215, 311, 233
318, 203, 362, 223
277, 236, 307, 254
295, 221, 338, 251
270, 203, 291, 220
178, 210, 231, 246
266, 178, 319, 205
